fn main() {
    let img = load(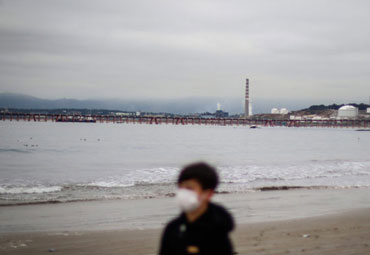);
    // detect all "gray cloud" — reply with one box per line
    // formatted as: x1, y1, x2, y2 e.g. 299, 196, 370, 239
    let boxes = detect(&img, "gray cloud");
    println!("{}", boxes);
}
0, 0, 369, 109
